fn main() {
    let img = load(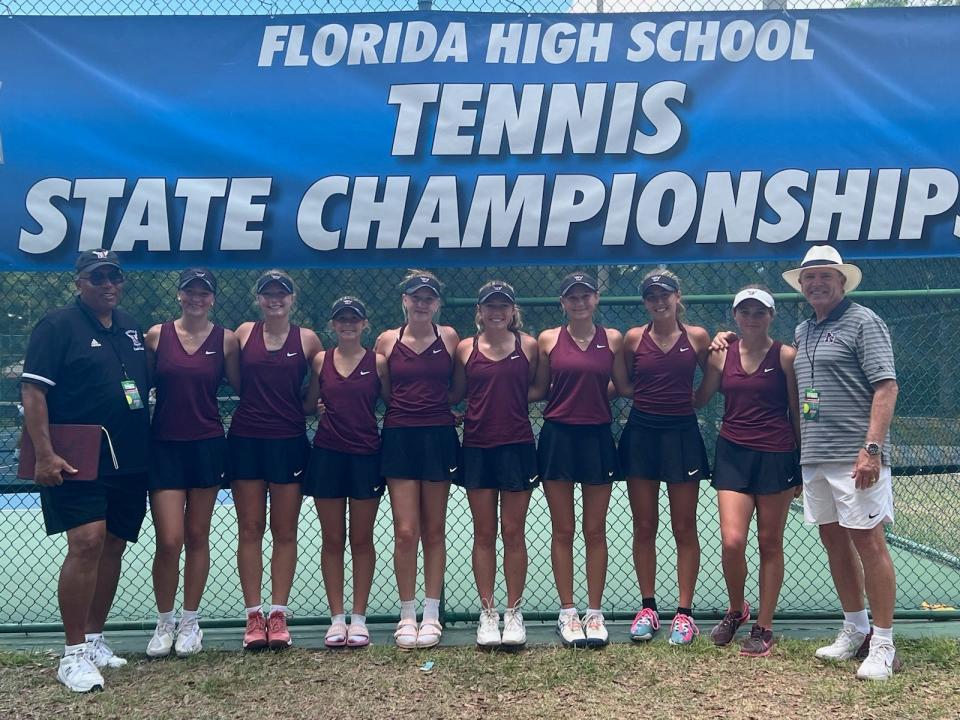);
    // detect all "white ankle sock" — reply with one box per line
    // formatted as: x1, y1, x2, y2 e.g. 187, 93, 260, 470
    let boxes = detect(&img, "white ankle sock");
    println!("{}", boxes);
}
586, 608, 603, 619
423, 598, 441, 622
269, 604, 288, 617
245, 605, 262, 617
844, 610, 870, 634
560, 607, 579, 617
64, 642, 85, 656
84, 633, 102, 642
158, 610, 175, 625
872, 626, 893, 642
400, 600, 417, 621
180, 610, 199, 626
330, 613, 346, 627
351, 613, 367, 627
